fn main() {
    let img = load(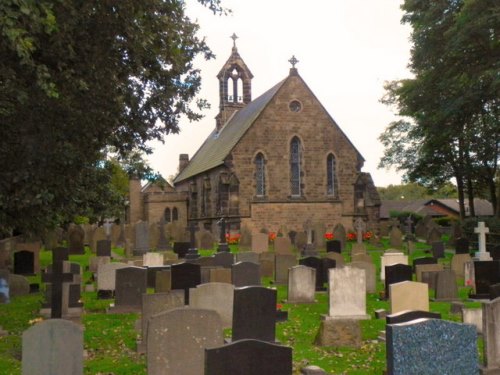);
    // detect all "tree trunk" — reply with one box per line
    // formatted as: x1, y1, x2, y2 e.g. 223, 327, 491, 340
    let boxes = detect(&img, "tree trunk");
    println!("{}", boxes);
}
455, 171, 466, 220
466, 177, 475, 217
